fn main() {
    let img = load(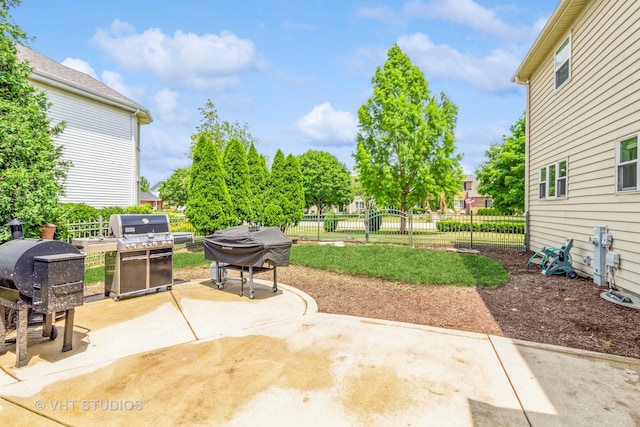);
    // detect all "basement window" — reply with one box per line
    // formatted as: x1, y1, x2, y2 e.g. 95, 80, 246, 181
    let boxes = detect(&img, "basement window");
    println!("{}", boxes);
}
555, 36, 571, 89
539, 160, 567, 199
617, 135, 638, 191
